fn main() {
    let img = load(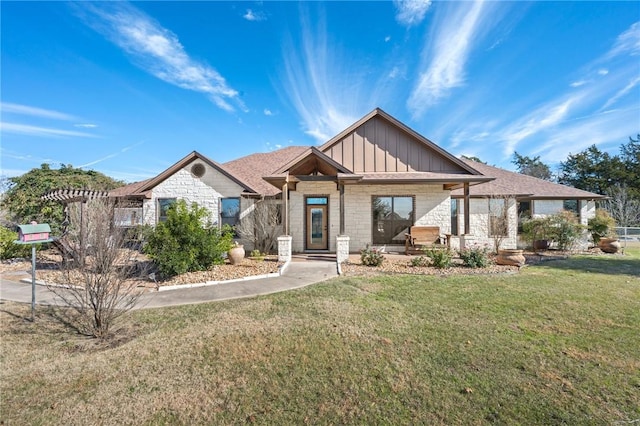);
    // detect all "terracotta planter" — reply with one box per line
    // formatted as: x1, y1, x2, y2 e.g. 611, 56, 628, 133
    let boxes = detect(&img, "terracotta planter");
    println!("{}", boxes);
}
496, 249, 526, 267
598, 238, 621, 254
228, 245, 245, 265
